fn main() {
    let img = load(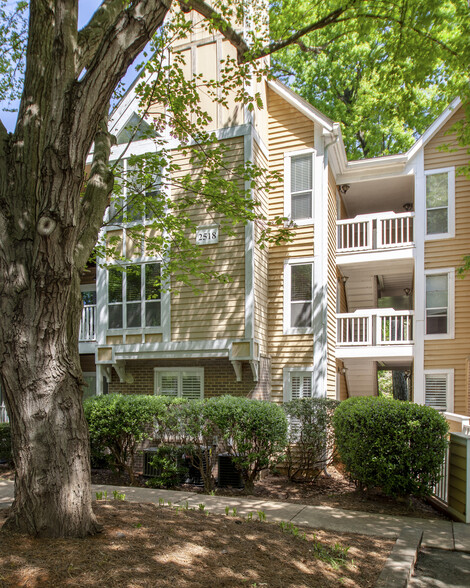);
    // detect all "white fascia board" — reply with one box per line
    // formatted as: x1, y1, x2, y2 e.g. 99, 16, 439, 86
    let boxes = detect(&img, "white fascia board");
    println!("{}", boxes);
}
407, 97, 462, 162
267, 80, 335, 132
336, 345, 414, 360
108, 69, 156, 135
112, 339, 234, 356
335, 155, 408, 185
336, 246, 415, 267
